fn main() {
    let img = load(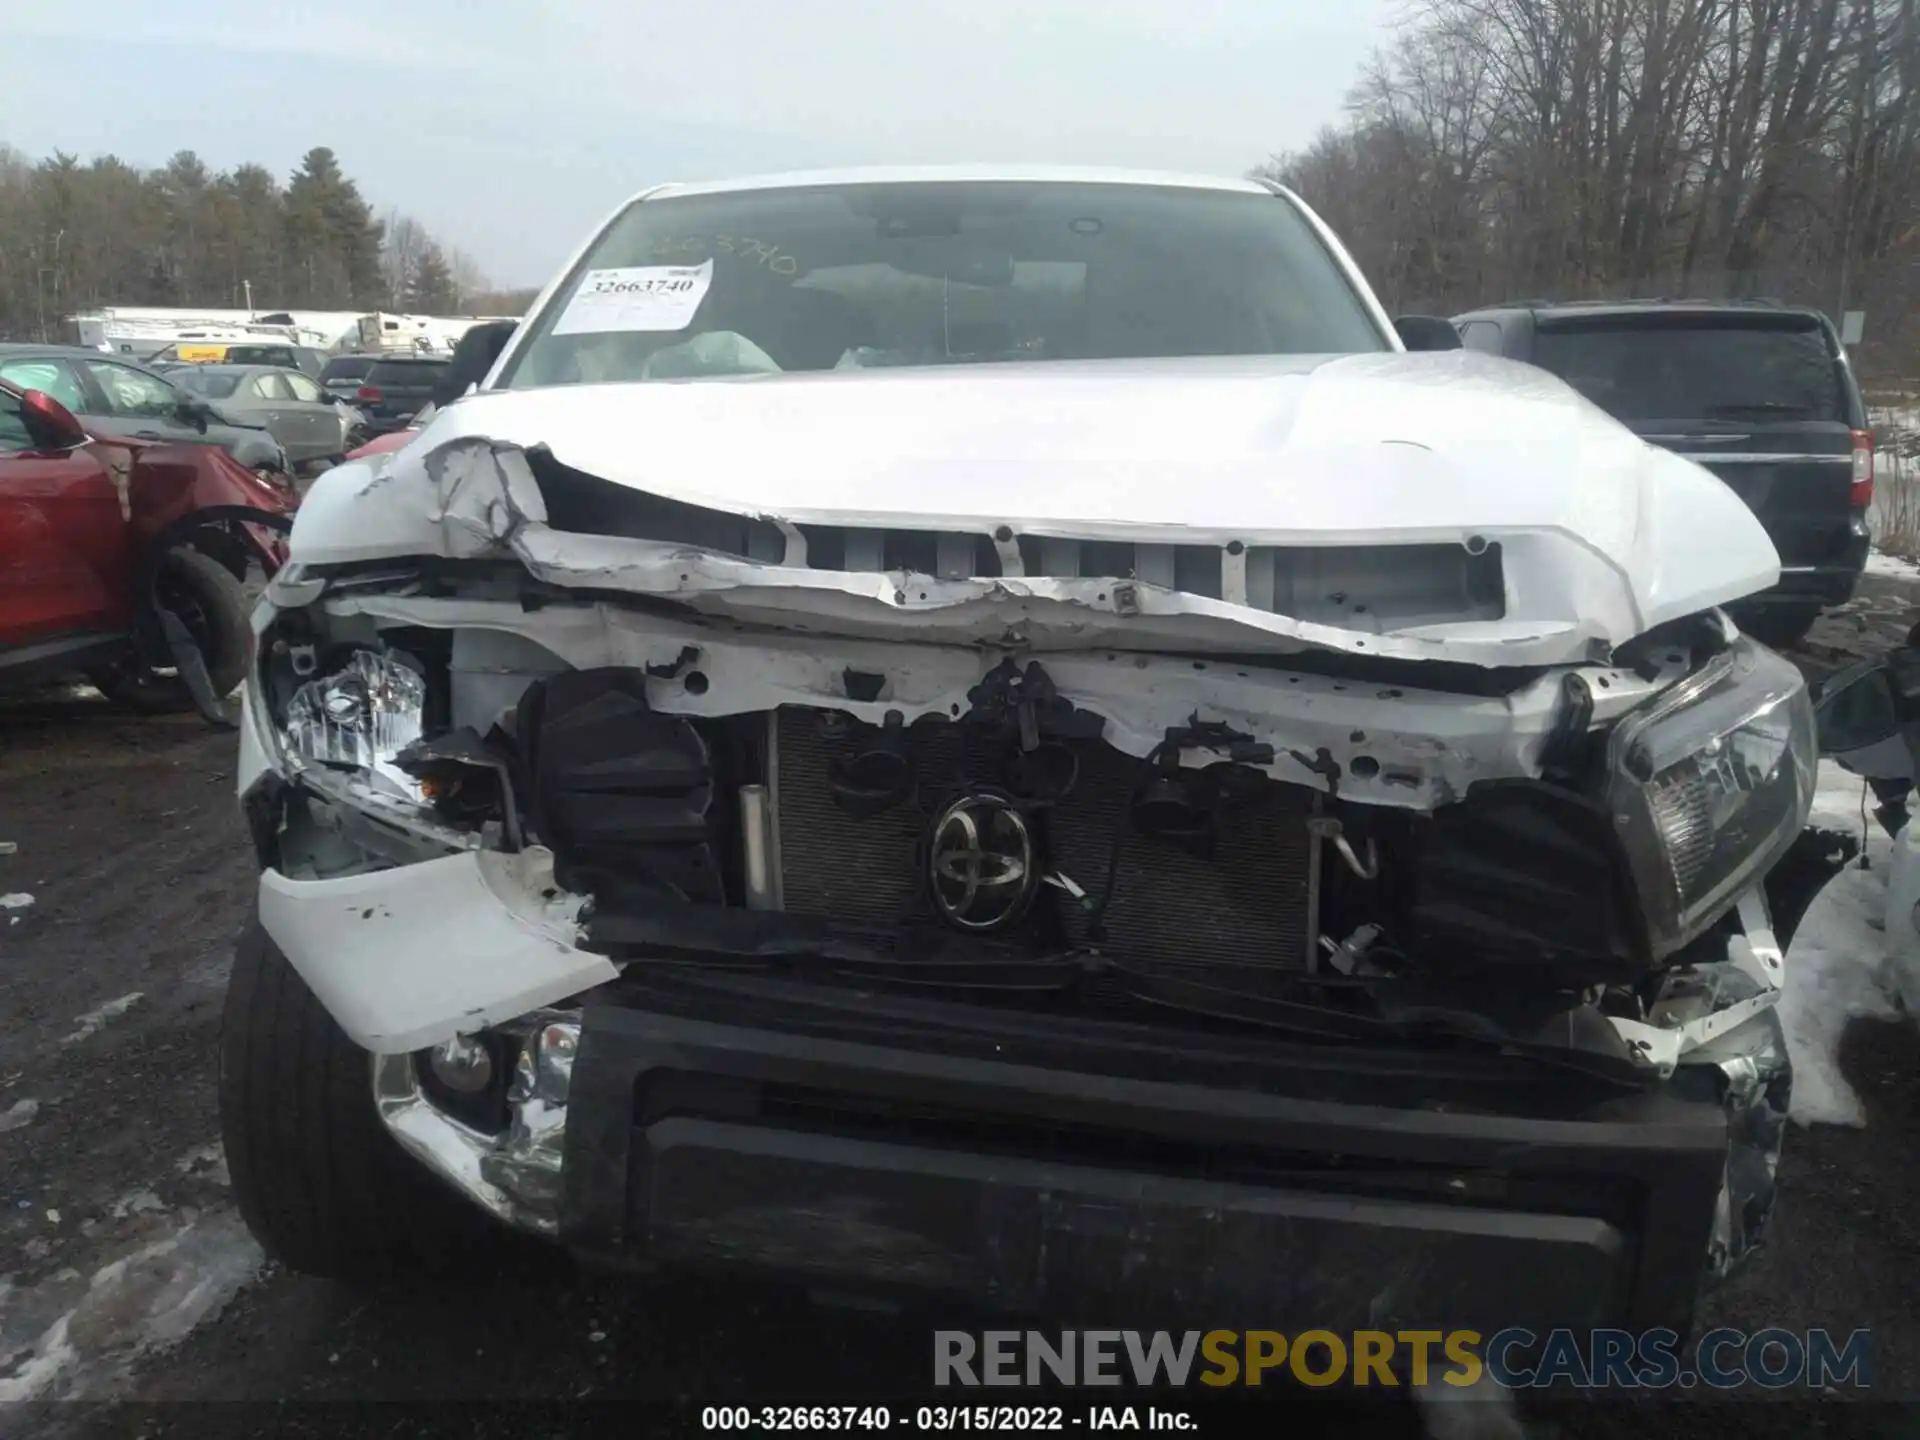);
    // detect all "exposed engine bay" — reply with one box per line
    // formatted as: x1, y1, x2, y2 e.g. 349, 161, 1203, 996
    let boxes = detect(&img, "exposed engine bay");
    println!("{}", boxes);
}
242, 543, 1813, 1092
